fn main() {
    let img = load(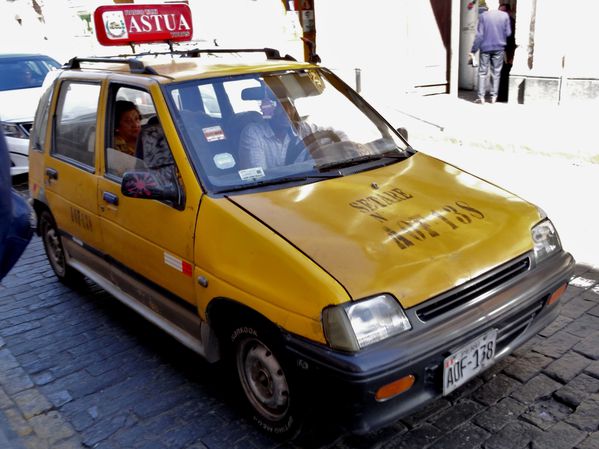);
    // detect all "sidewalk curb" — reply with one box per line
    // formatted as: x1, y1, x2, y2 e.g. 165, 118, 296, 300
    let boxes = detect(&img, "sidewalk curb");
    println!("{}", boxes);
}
0, 337, 82, 449
371, 93, 599, 167
0, 408, 27, 449
409, 130, 599, 168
